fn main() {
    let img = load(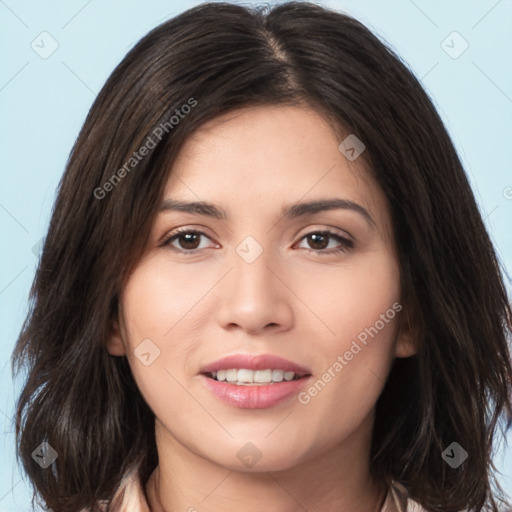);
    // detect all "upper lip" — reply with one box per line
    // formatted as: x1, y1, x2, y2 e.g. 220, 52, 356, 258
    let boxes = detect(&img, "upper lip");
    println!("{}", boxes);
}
200, 354, 311, 376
